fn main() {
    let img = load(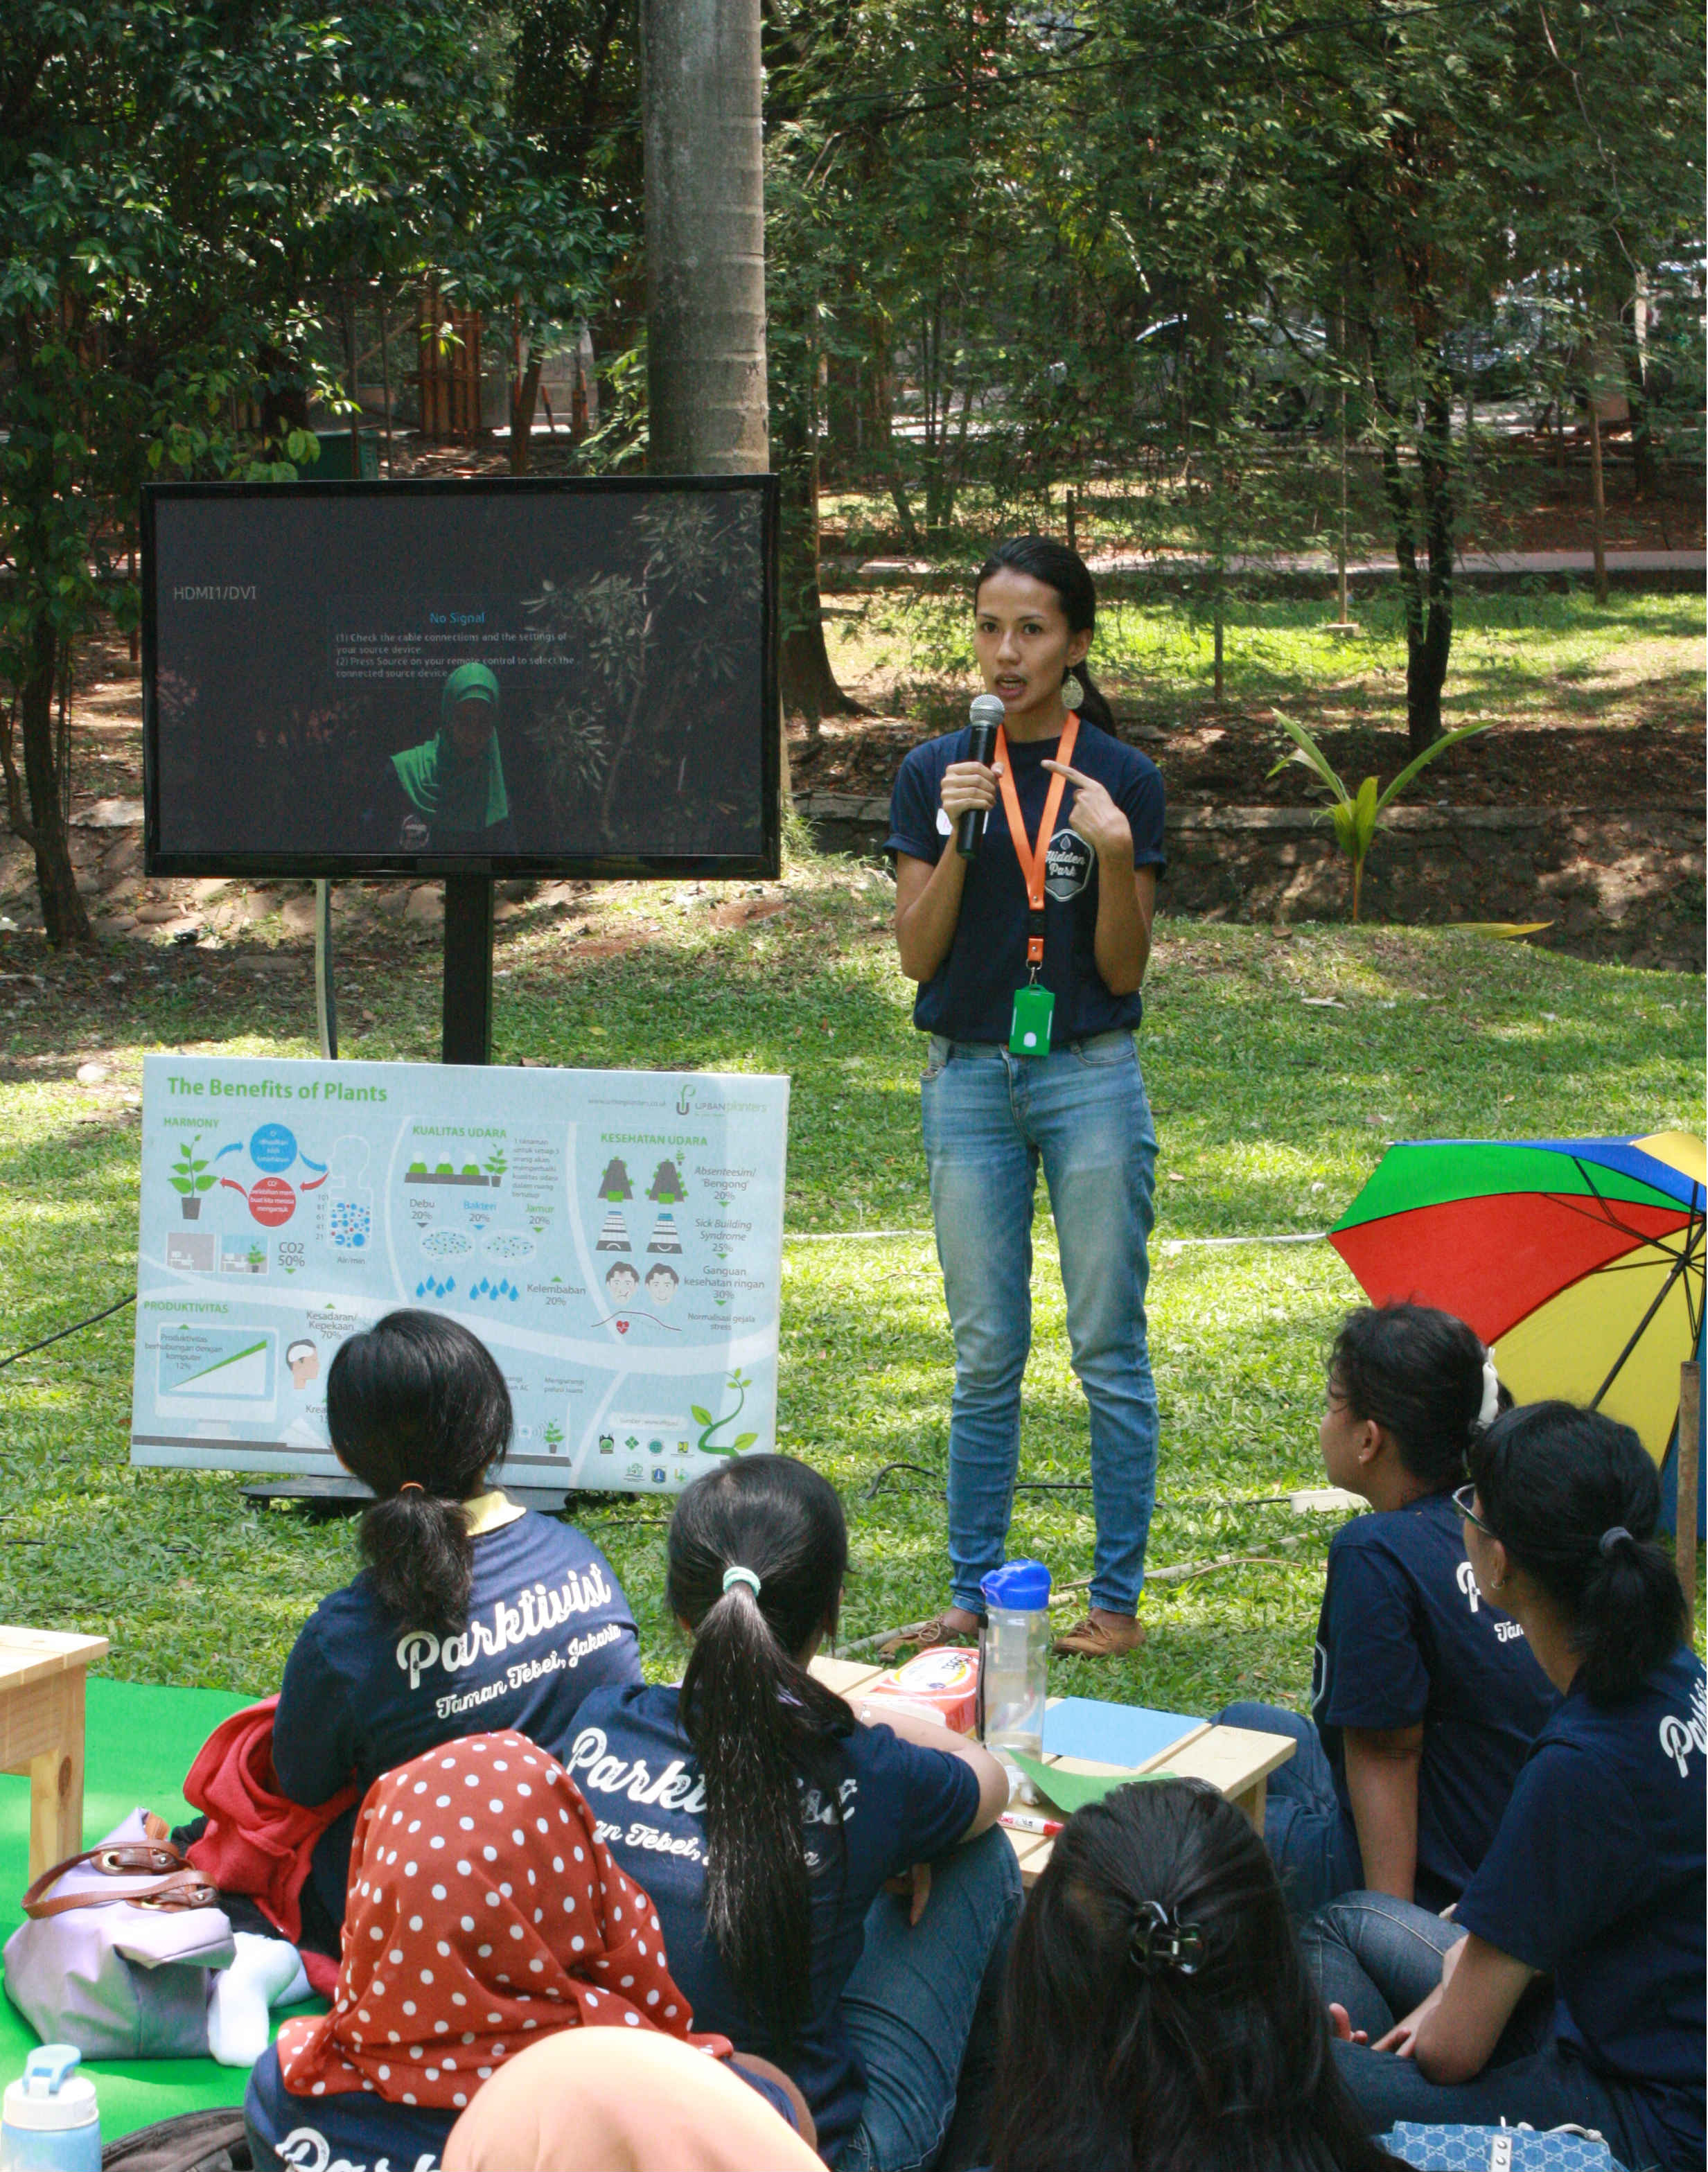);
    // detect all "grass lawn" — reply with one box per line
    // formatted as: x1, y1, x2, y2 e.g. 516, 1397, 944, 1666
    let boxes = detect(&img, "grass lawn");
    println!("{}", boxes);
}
0, 853, 1700, 1722
825, 587, 1705, 734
